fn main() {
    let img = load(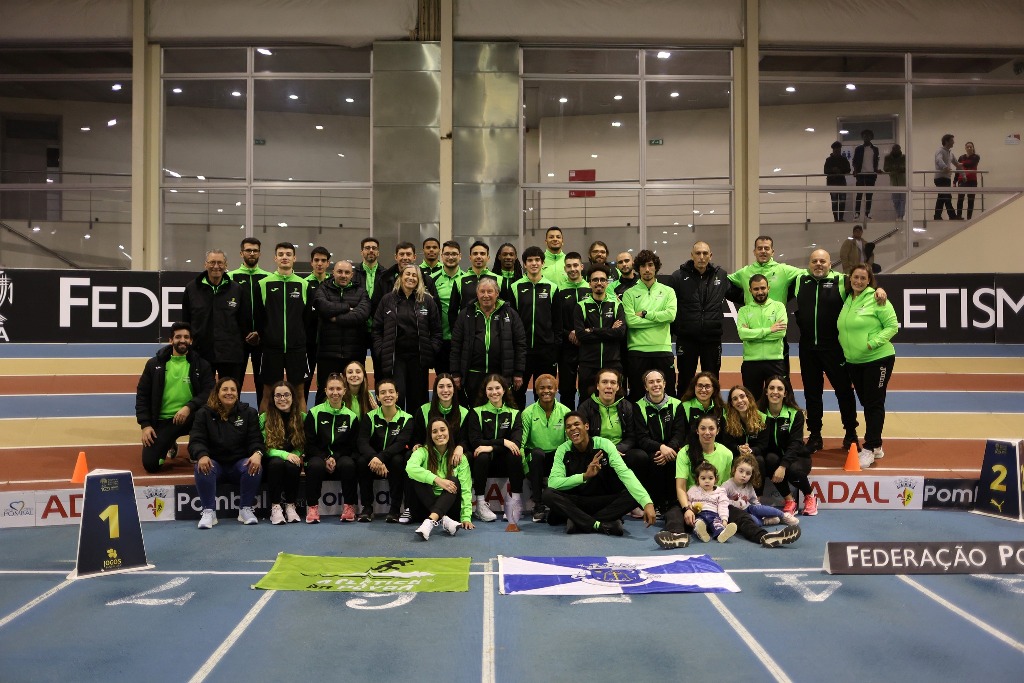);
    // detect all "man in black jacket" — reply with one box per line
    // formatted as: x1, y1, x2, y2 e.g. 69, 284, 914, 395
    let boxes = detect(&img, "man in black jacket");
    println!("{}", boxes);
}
789, 249, 860, 452
669, 241, 743, 396
450, 277, 526, 405
573, 264, 625, 400
313, 259, 371, 406
508, 245, 561, 407
135, 322, 215, 473
181, 249, 245, 387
